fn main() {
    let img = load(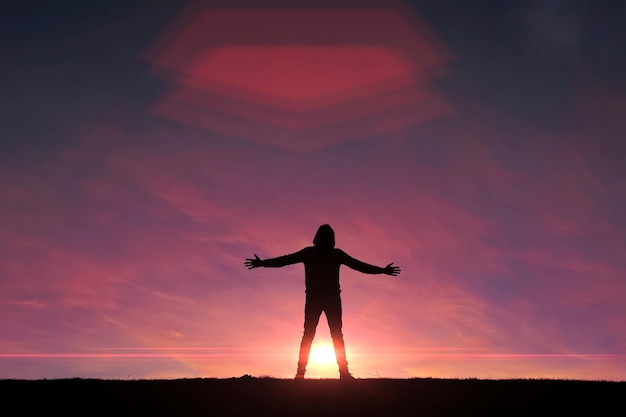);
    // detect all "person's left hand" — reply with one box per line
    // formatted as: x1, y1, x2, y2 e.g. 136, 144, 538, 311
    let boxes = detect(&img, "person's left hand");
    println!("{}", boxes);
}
383, 263, 400, 276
